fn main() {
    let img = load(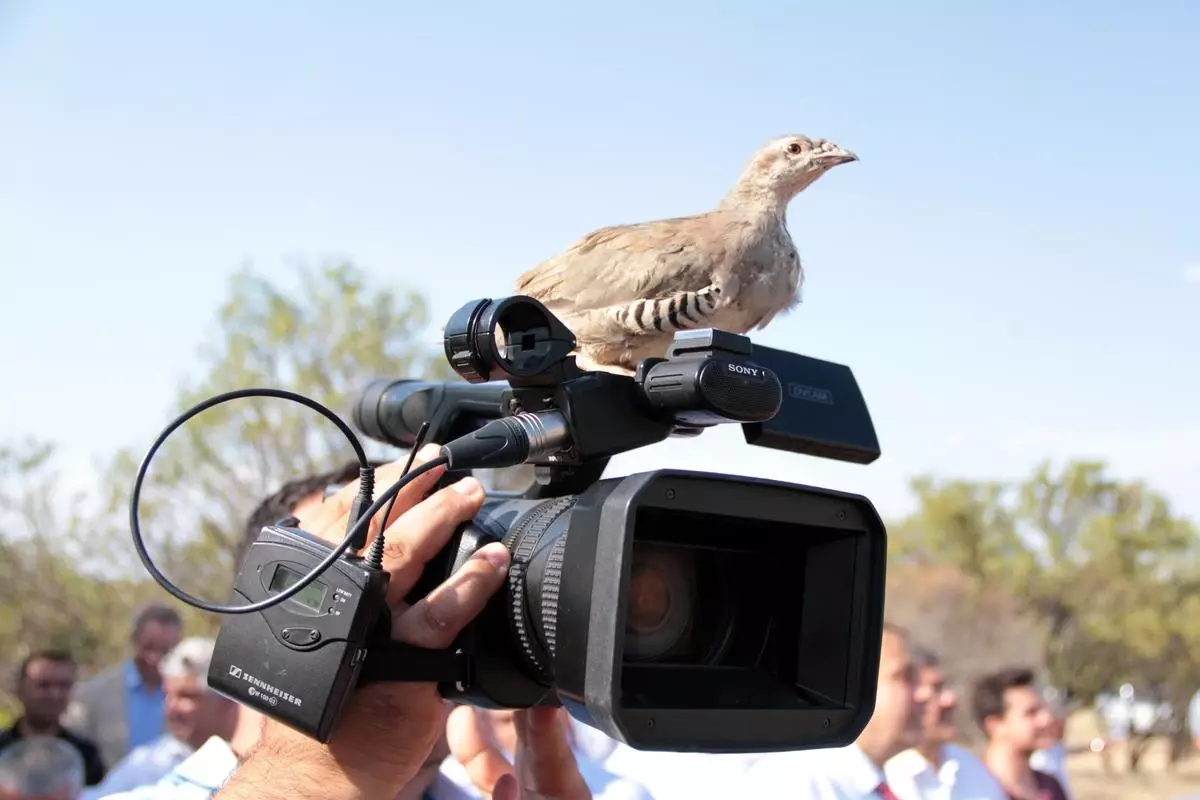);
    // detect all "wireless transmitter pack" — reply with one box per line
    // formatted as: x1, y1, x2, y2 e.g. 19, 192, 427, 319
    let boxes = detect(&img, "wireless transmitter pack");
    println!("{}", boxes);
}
213, 522, 386, 739
129, 294, 887, 753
